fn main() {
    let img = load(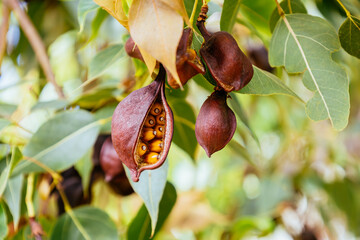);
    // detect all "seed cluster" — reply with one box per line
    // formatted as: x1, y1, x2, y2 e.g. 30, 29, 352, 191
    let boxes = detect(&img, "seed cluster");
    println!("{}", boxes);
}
136, 101, 165, 165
